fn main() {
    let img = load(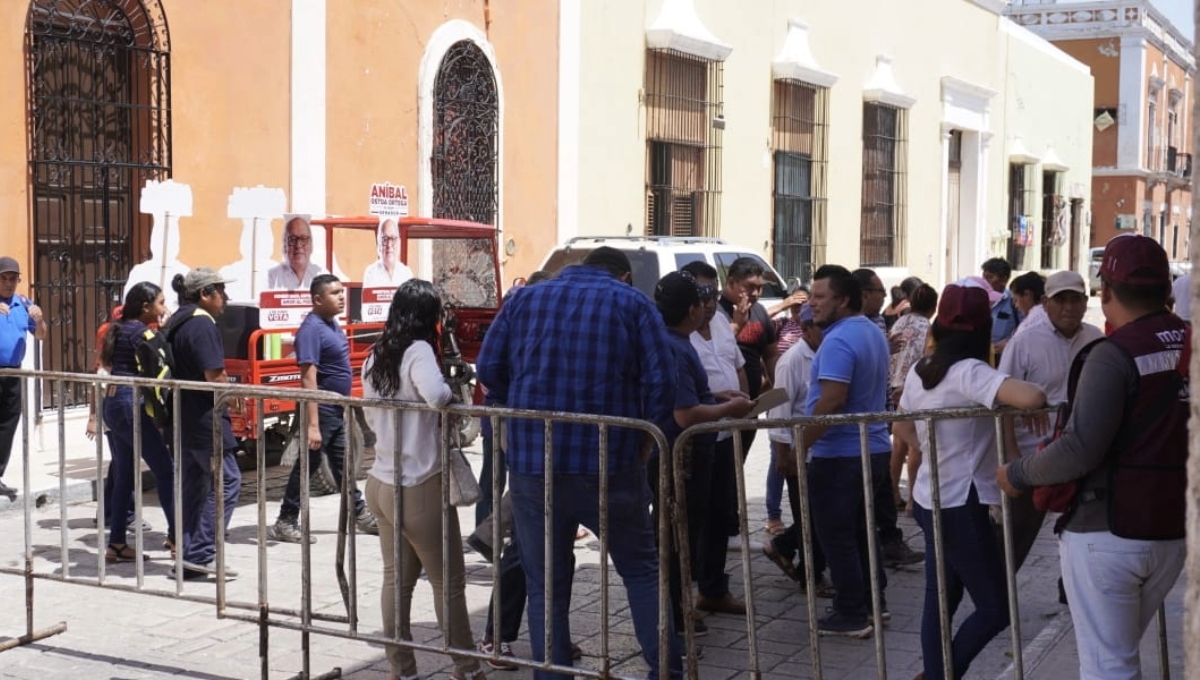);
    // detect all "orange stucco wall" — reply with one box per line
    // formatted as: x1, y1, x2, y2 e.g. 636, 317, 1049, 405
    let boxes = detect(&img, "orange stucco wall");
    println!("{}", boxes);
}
0, 0, 558, 289
325, 0, 559, 283
1052, 38, 1120, 168
168, 0, 293, 269
0, 9, 31, 286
